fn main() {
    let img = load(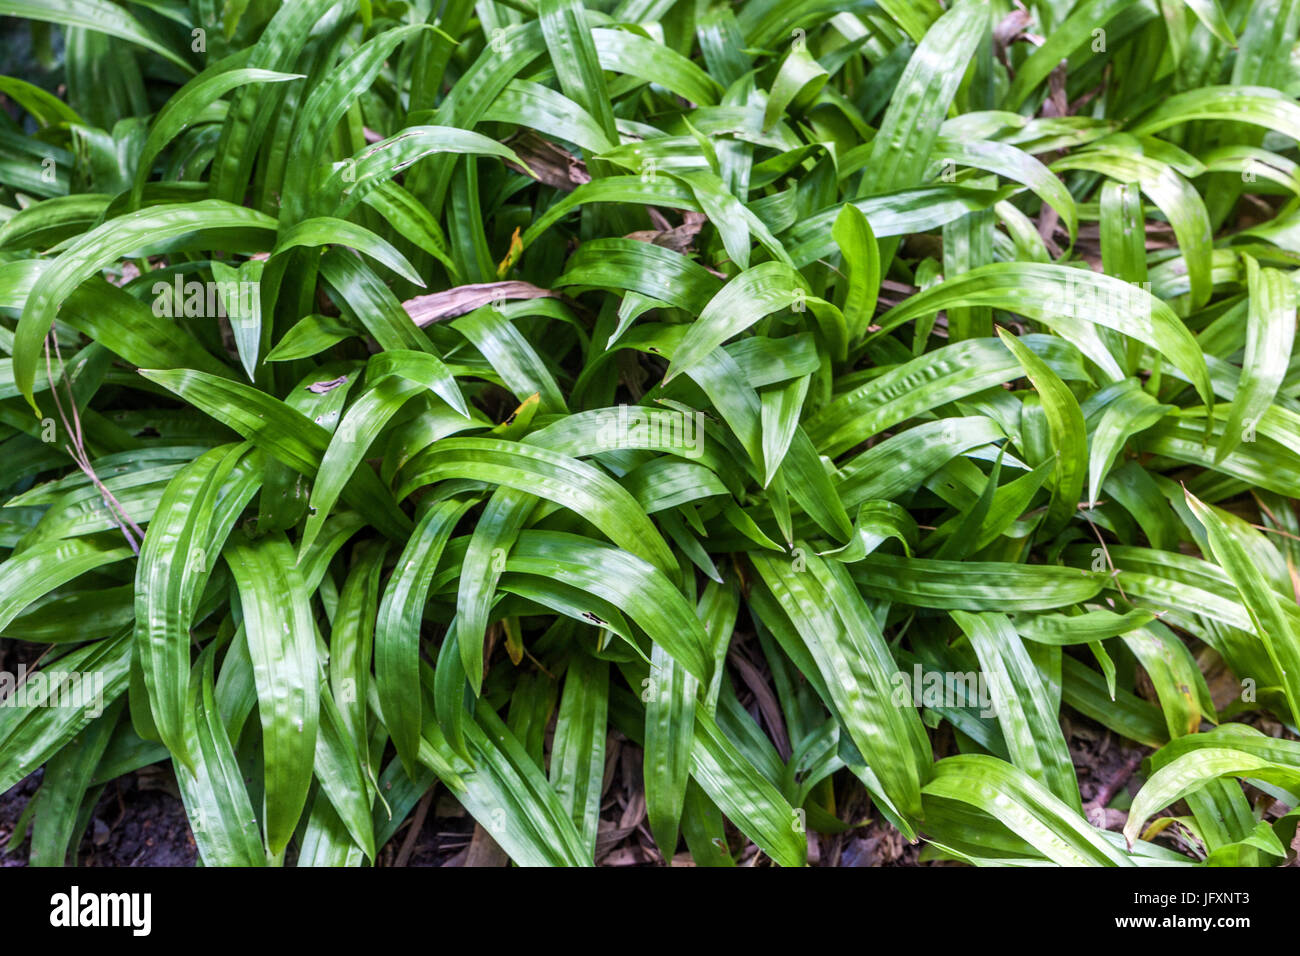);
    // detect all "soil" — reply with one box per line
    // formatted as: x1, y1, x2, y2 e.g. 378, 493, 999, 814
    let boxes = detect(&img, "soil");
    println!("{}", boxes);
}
0, 769, 199, 867
7, 620, 1278, 867
0, 712, 1154, 868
